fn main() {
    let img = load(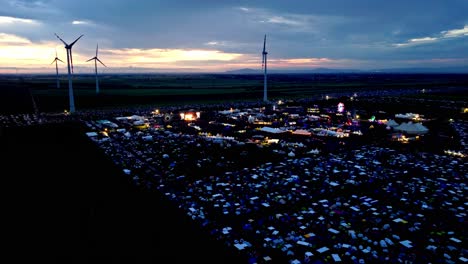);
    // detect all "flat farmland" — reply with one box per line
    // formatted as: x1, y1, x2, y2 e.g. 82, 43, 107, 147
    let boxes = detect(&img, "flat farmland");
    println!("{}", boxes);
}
1, 73, 467, 113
